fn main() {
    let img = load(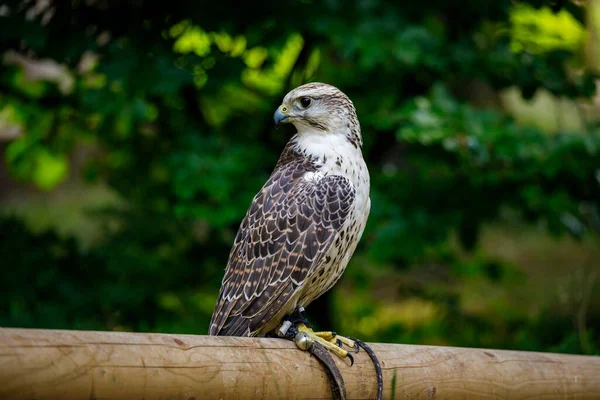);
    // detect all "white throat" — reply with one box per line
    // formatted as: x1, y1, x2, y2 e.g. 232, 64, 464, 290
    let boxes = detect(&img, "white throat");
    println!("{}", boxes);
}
297, 131, 356, 157
292, 128, 368, 191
